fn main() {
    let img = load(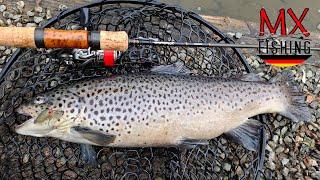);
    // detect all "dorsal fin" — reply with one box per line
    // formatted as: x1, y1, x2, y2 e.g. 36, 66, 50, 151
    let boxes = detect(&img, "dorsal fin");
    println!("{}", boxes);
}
151, 61, 192, 75
240, 73, 265, 82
